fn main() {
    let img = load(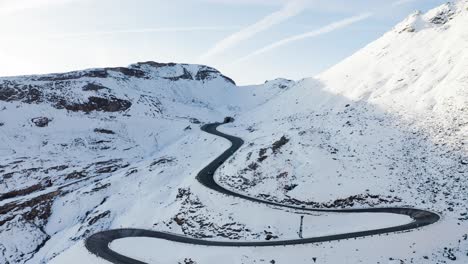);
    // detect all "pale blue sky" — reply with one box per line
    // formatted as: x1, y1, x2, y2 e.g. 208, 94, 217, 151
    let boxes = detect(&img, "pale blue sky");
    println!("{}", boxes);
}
0, 0, 447, 84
